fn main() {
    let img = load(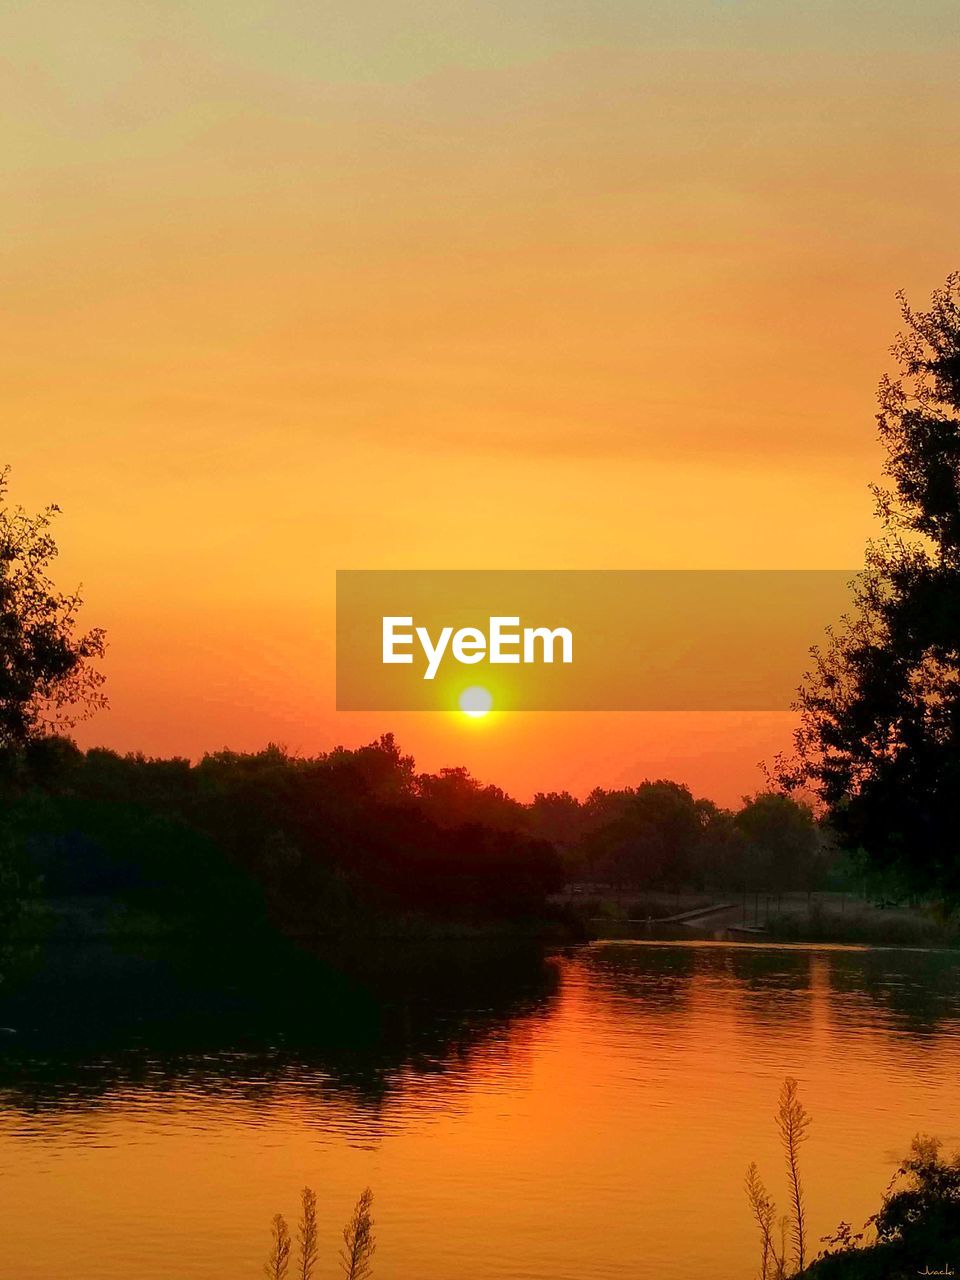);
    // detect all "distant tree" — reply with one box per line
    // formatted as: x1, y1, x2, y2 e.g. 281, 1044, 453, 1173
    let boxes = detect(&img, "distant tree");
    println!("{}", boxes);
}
0, 466, 106, 756
416, 765, 526, 832
735, 794, 821, 895
696, 803, 747, 892
326, 733, 416, 802
528, 790, 586, 862
781, 274, 960, 907
584, 780, 705, 891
